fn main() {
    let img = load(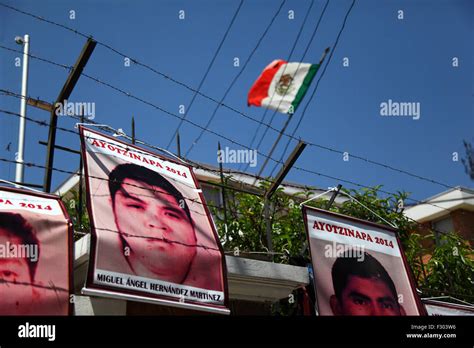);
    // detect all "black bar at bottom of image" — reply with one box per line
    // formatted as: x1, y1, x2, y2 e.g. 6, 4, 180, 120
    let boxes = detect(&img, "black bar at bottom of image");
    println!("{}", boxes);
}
0, 316, 472, 346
